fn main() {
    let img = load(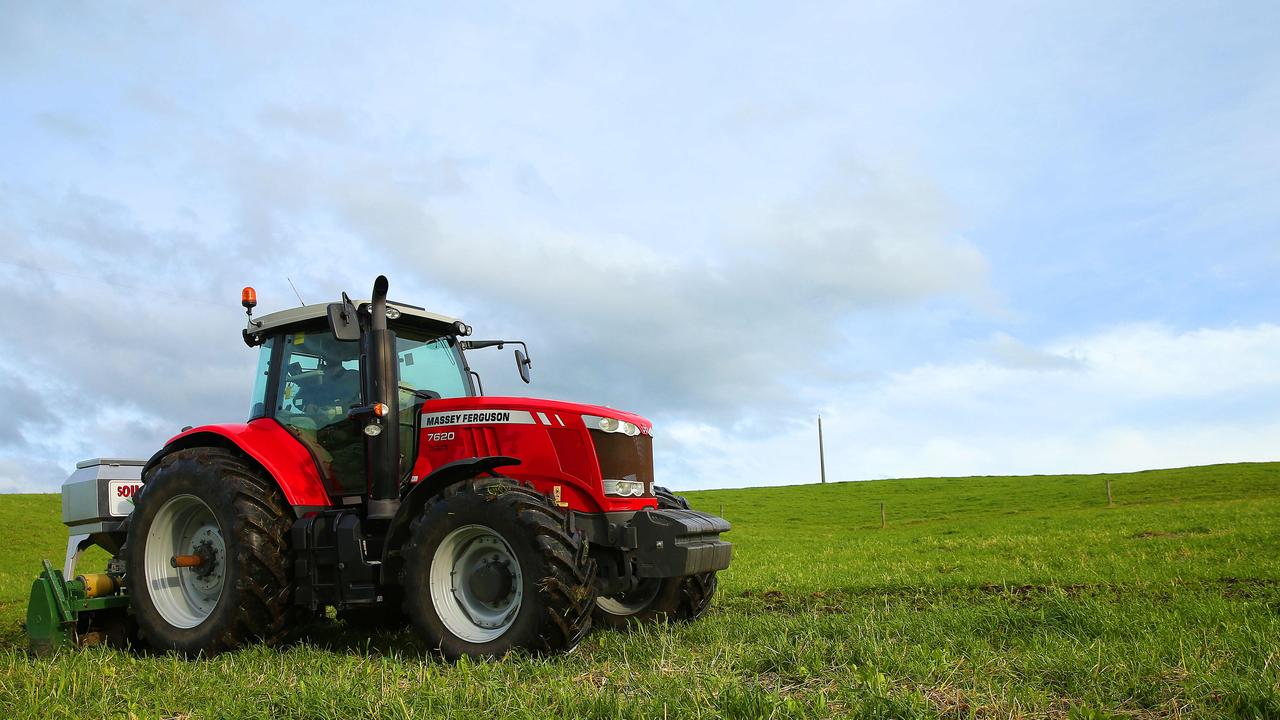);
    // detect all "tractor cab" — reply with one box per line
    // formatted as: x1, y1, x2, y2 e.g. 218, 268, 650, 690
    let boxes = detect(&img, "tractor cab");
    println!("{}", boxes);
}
243, 300, 474, 498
